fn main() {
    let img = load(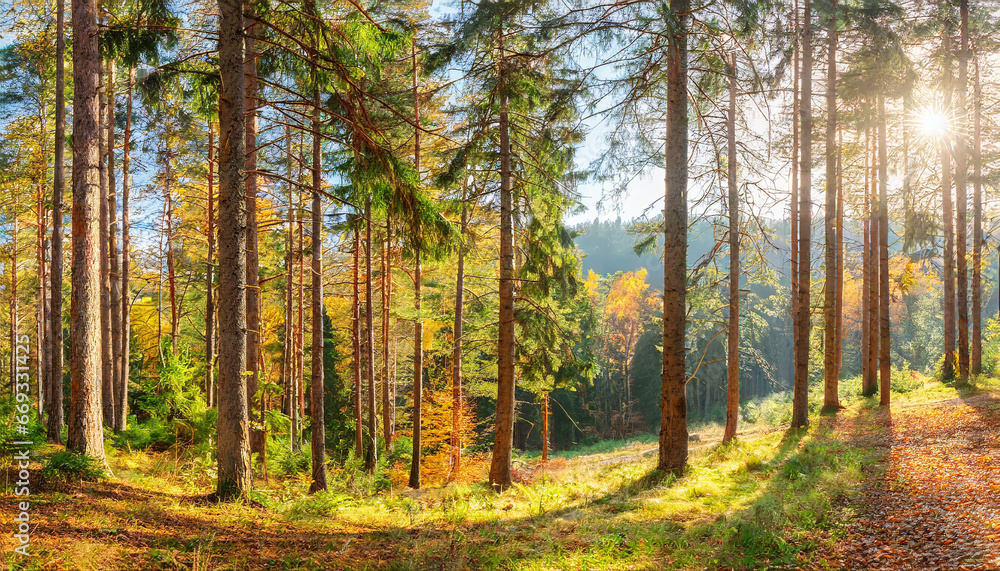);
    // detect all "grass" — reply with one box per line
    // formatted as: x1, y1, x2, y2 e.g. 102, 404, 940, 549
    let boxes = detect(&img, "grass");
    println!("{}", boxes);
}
2, 375, 991, 570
